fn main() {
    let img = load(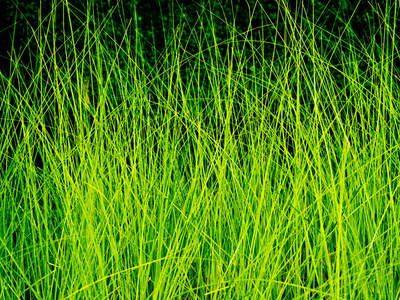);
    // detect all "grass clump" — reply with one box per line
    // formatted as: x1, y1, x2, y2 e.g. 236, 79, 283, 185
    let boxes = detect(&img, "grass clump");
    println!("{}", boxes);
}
1, 0, 399, 299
